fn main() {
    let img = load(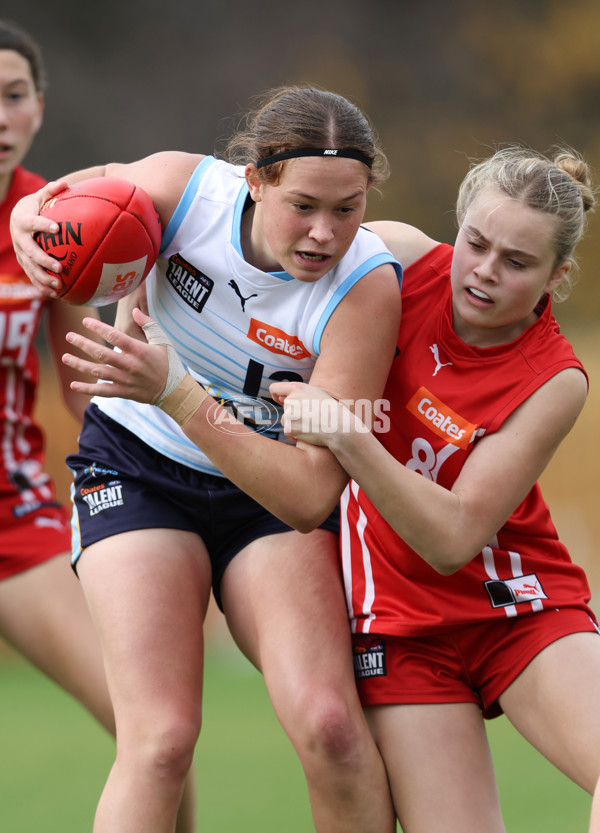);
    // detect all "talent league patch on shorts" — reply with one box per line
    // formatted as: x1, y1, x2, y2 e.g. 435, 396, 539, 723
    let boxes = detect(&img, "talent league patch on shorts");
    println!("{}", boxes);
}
79, 480, 125, 517
353, 640, 387, 680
